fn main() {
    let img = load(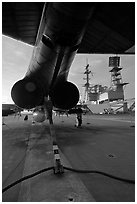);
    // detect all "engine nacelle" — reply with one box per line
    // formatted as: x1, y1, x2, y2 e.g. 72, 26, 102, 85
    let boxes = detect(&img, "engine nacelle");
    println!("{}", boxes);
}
50, 81, 79, 110
11, 79, 44, 109
33, 110, 46, 123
